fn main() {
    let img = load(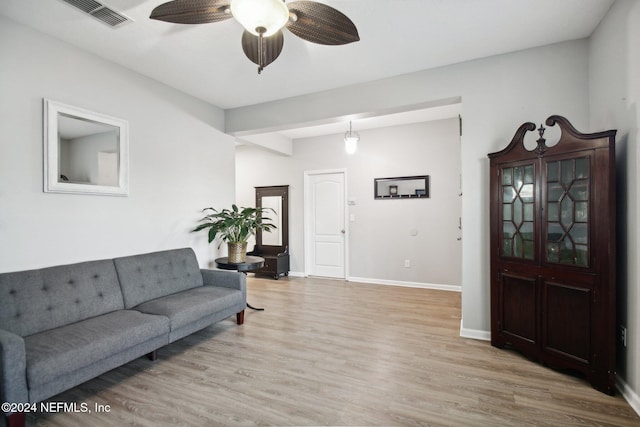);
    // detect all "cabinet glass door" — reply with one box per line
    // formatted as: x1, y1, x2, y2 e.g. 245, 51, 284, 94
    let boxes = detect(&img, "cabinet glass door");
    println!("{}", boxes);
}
500, 164, 536, 260
545, 156, 590, 267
